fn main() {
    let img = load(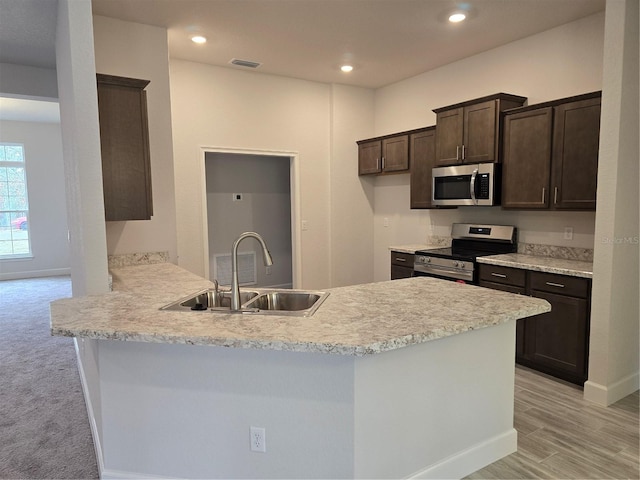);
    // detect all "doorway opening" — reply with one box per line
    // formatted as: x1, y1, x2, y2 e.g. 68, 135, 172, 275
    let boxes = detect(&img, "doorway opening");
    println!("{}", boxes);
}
202, 148, 299, 289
